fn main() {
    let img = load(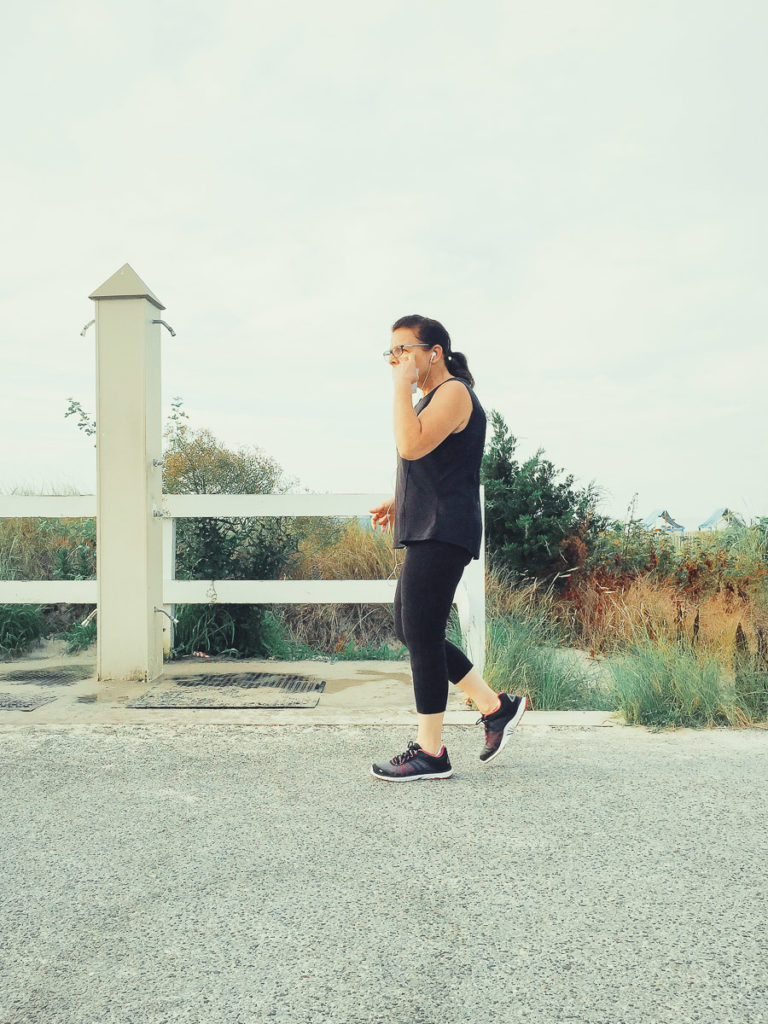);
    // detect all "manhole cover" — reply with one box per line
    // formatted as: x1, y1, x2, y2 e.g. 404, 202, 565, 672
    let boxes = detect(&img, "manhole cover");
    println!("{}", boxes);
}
0, 666, 95, 686
126, 672, 326, 709
0, 692, 58, 711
